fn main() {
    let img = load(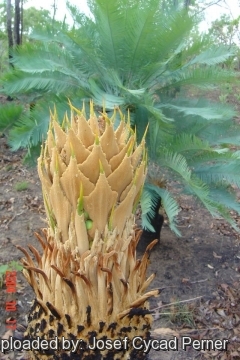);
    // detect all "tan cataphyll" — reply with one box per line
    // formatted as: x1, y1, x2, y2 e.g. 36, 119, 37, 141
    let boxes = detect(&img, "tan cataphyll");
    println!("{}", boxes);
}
18, 101, 159, 359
